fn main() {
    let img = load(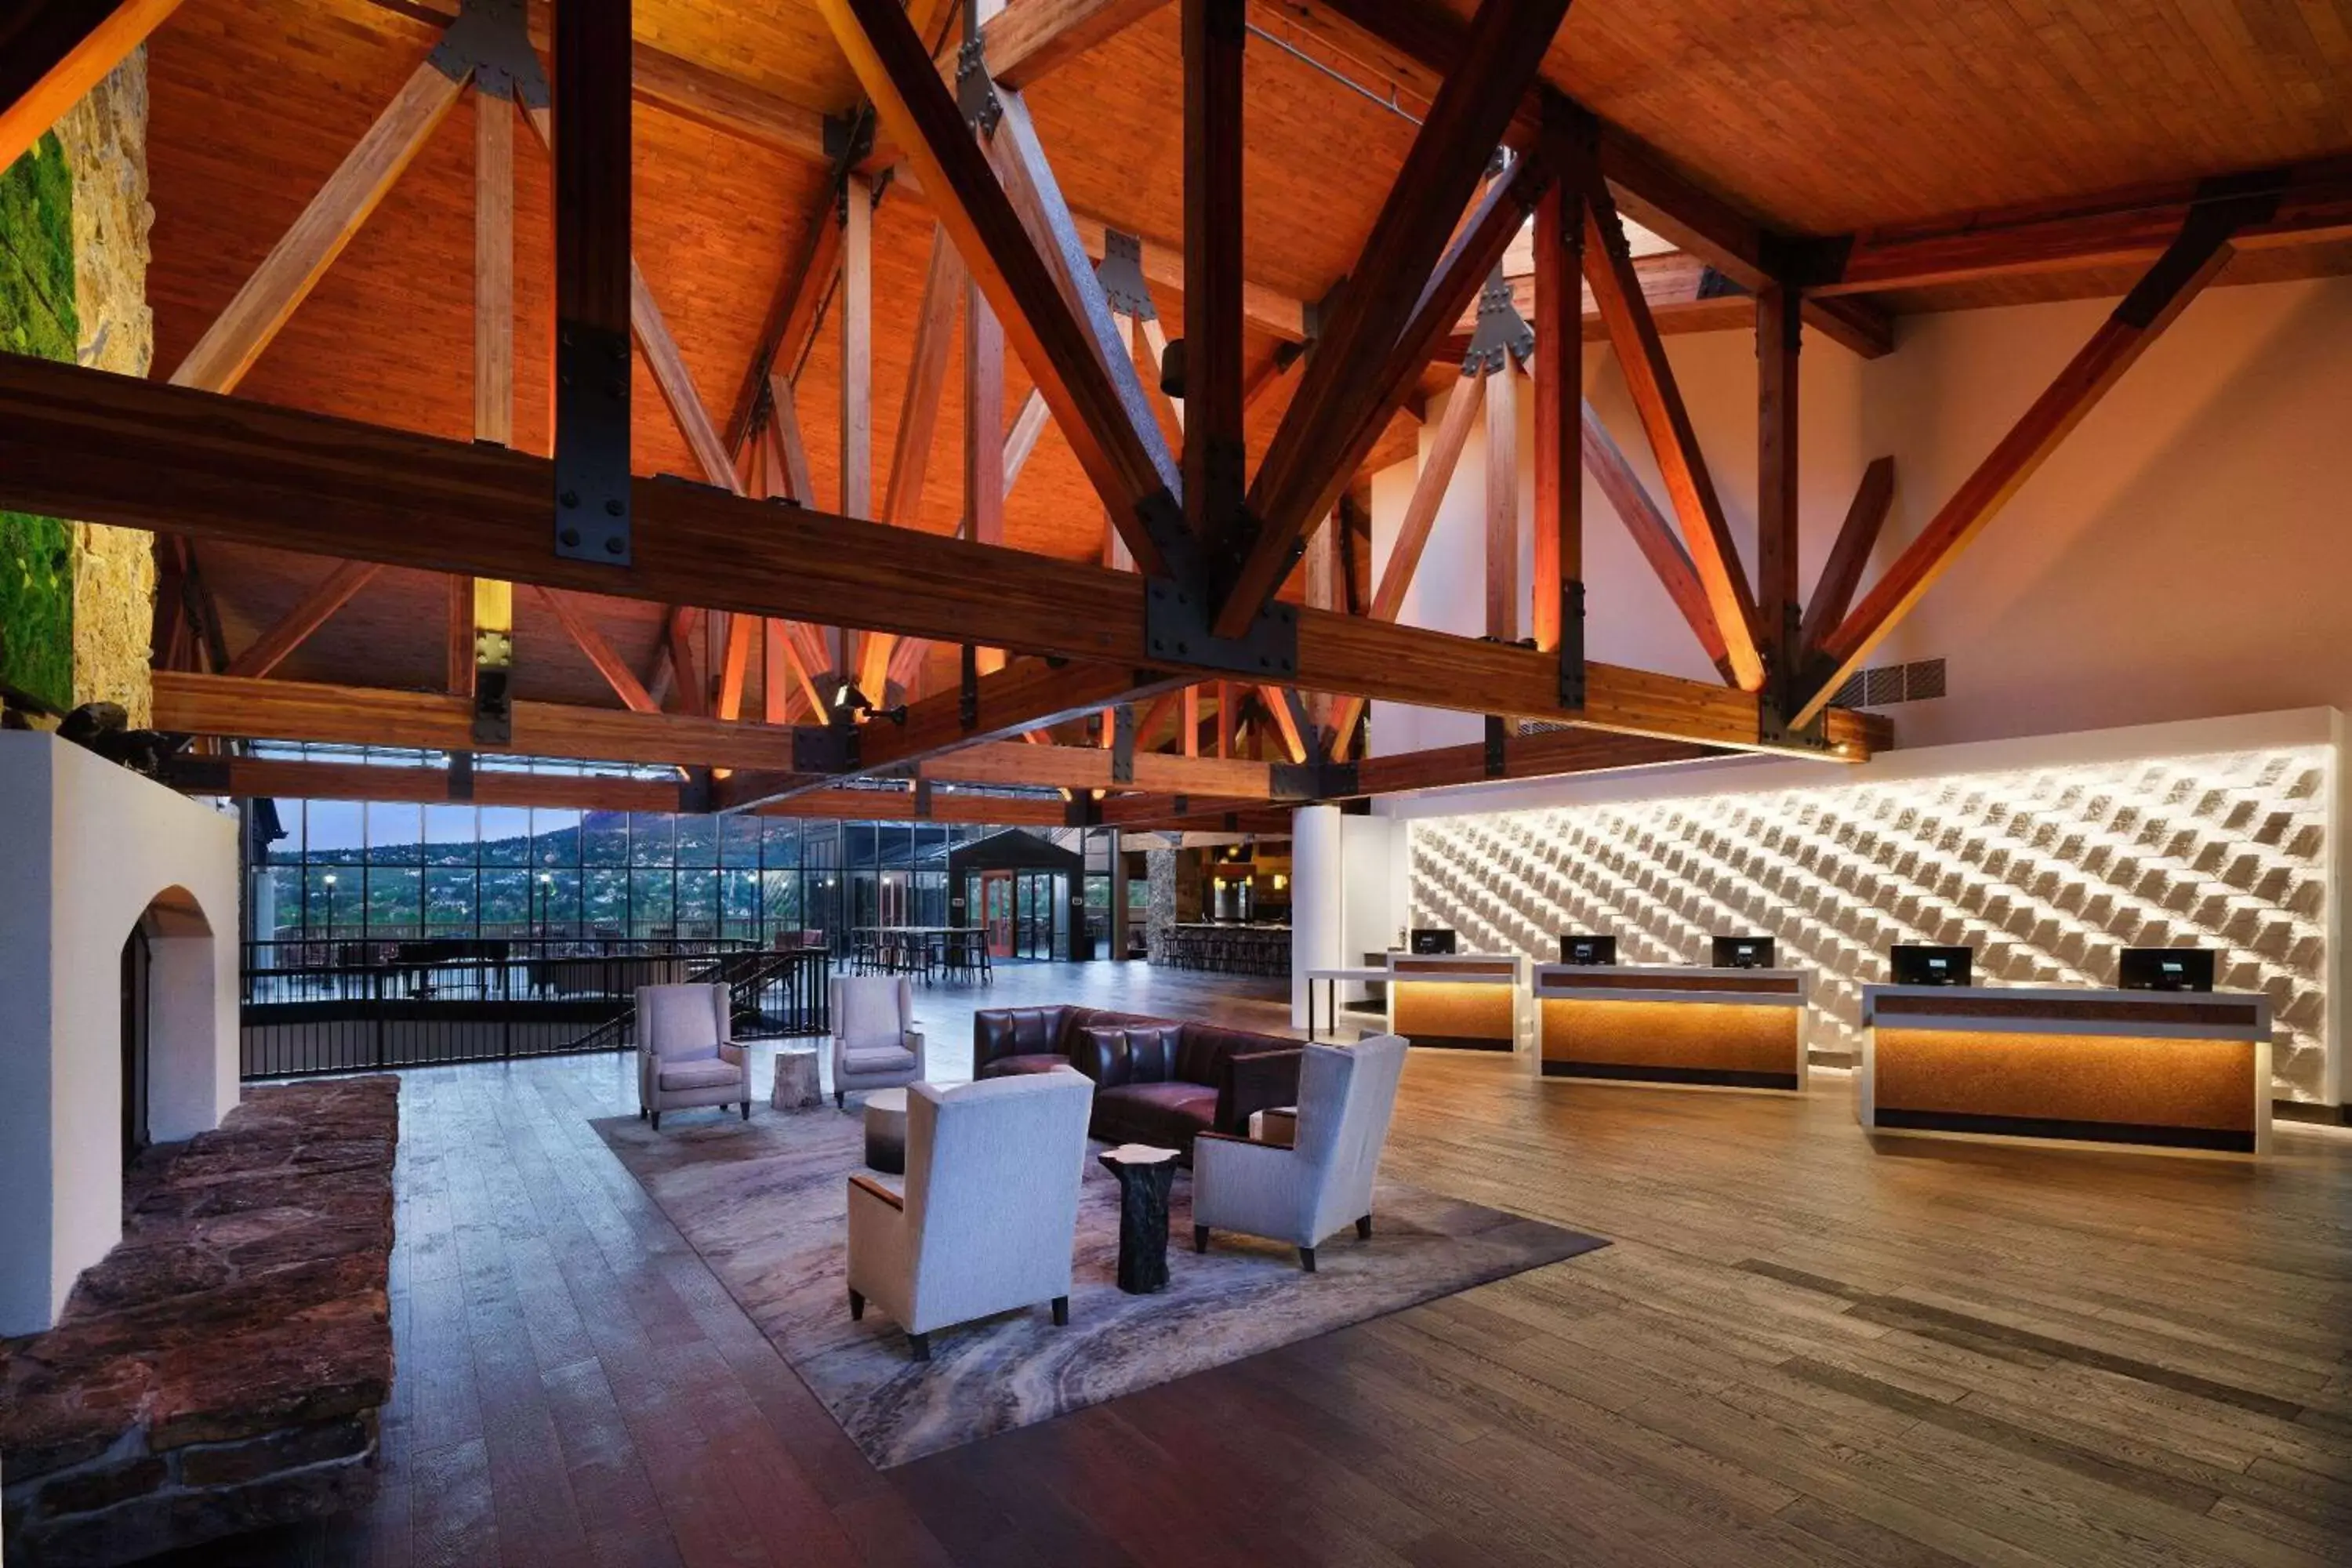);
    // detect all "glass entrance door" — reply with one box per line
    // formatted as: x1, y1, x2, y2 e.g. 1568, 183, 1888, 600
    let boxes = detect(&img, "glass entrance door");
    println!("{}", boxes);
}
982, 871, 1015, 958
